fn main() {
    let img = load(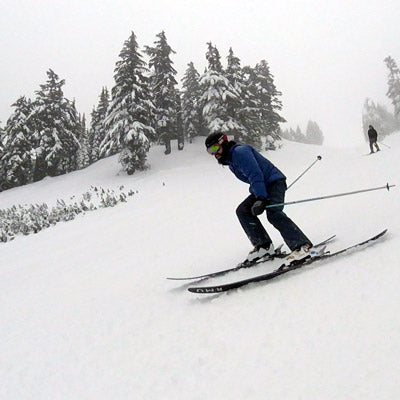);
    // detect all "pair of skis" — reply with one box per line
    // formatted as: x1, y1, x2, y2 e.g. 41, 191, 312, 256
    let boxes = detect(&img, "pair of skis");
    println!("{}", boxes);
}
167, 235, 335, 282
167, 230, 387, 294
